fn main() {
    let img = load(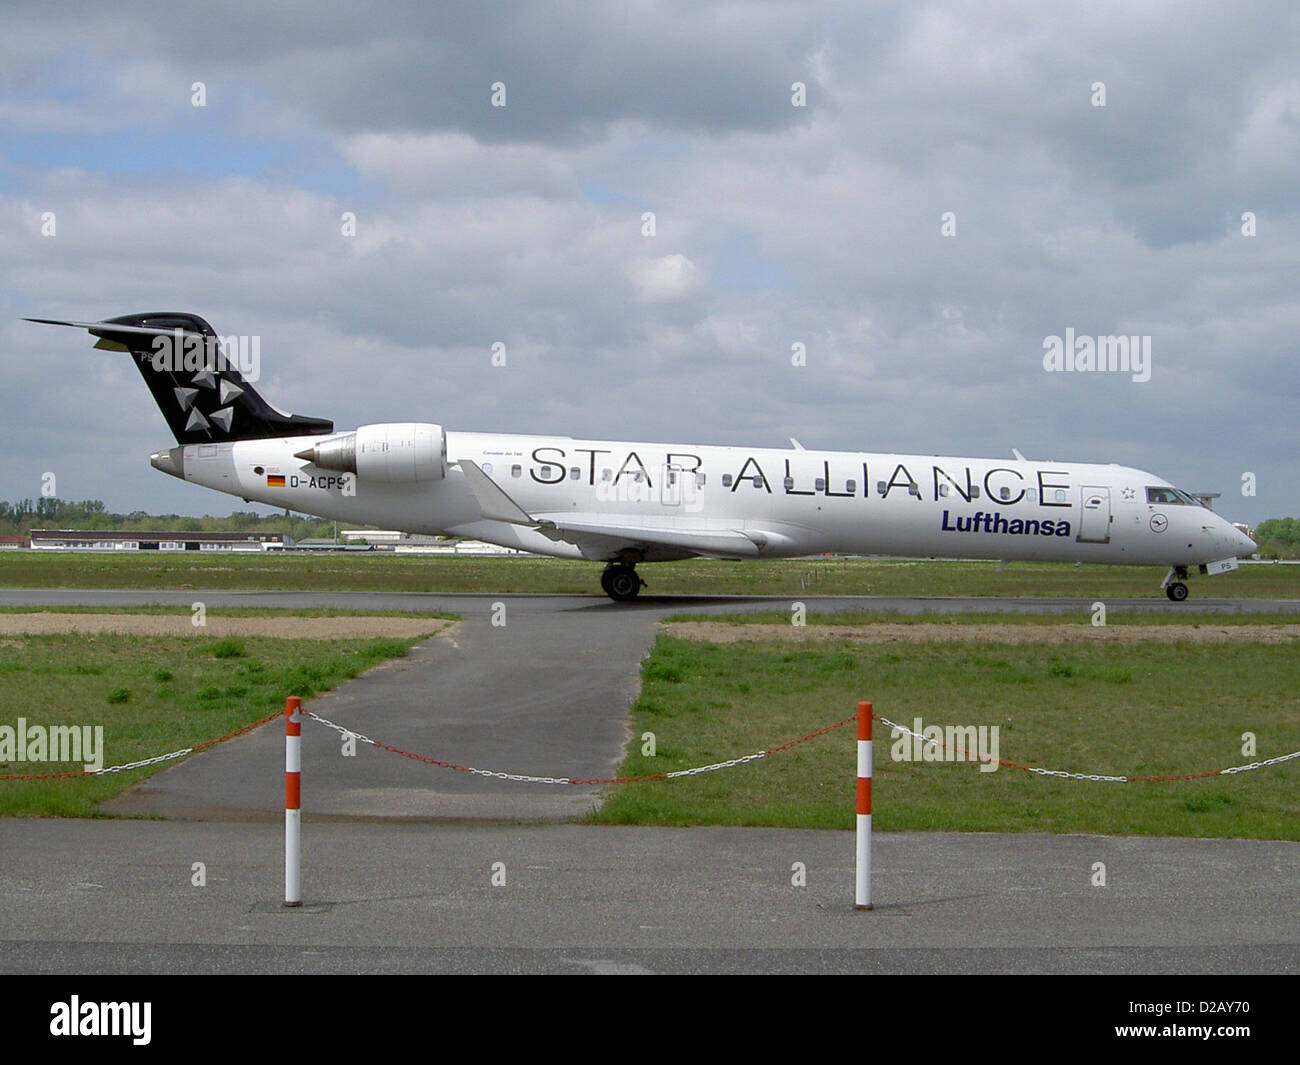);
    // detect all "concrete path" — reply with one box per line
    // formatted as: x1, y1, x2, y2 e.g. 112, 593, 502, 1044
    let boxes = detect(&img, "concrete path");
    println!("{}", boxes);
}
0, 590, 1288, 821
102, 598, 658, 821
